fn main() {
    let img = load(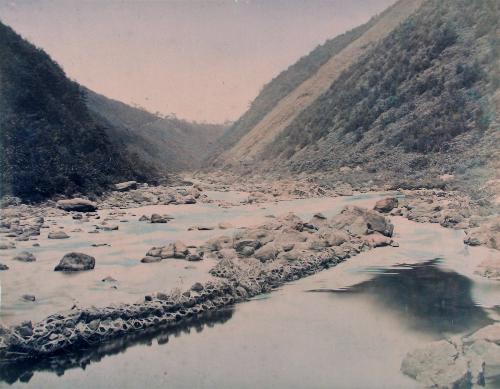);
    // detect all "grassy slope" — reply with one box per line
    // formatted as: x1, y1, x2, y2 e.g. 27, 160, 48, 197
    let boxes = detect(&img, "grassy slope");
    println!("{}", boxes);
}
260, 0, 498, 200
